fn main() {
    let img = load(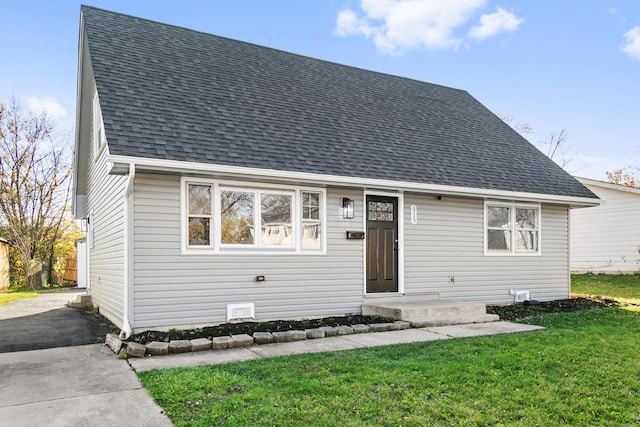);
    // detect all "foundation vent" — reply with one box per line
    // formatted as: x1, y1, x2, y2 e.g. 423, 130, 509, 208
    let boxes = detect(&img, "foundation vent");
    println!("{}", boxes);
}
227, 303, 255, 321
514, 291, 530, 303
